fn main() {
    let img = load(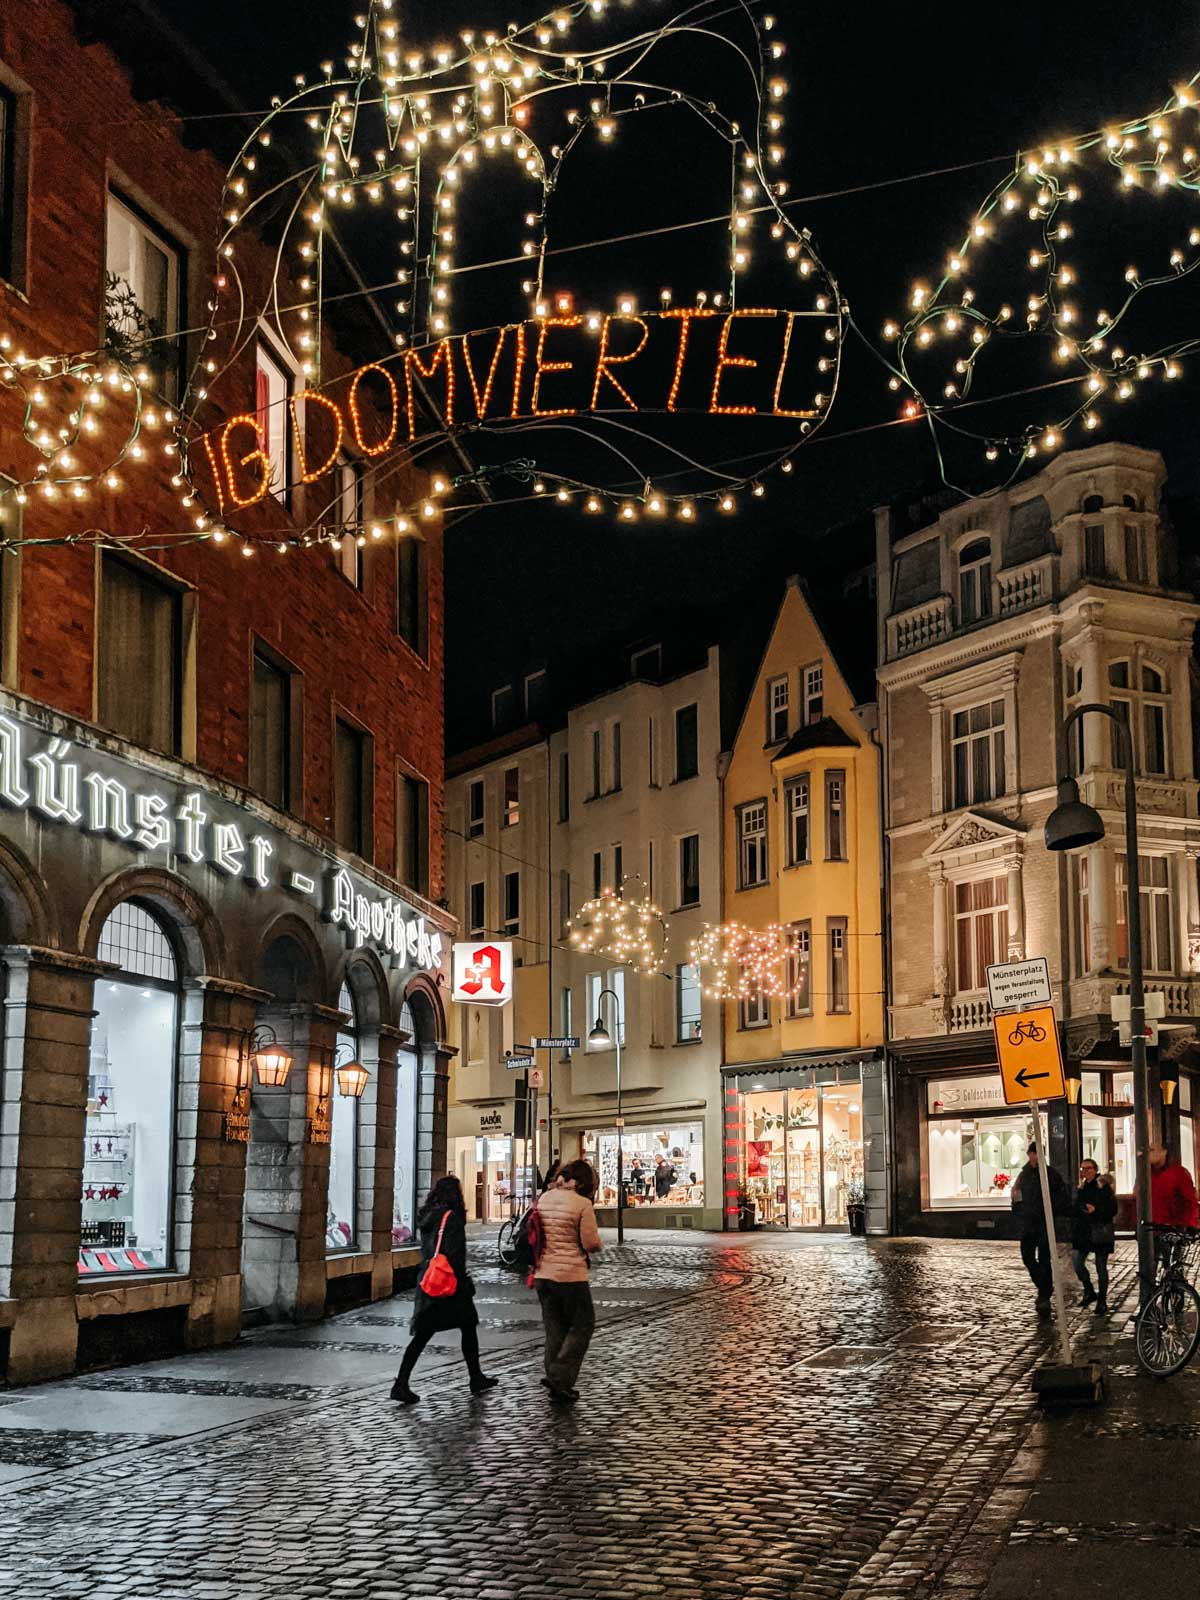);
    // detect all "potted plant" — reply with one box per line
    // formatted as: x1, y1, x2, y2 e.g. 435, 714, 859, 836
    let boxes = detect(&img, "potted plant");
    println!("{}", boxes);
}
735, 1184, 757, 1232
845, 1180, 867, 1236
